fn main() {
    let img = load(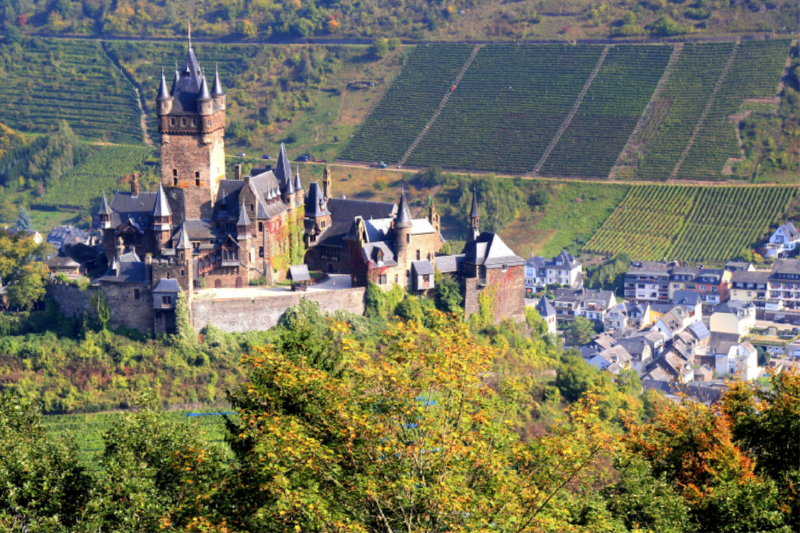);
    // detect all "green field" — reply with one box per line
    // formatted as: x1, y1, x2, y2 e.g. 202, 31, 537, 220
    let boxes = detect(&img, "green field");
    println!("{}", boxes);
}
38, 145, 155, 209
585, 184, 799, 262
45, 409, 233, 468
0, 38, 143, 144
